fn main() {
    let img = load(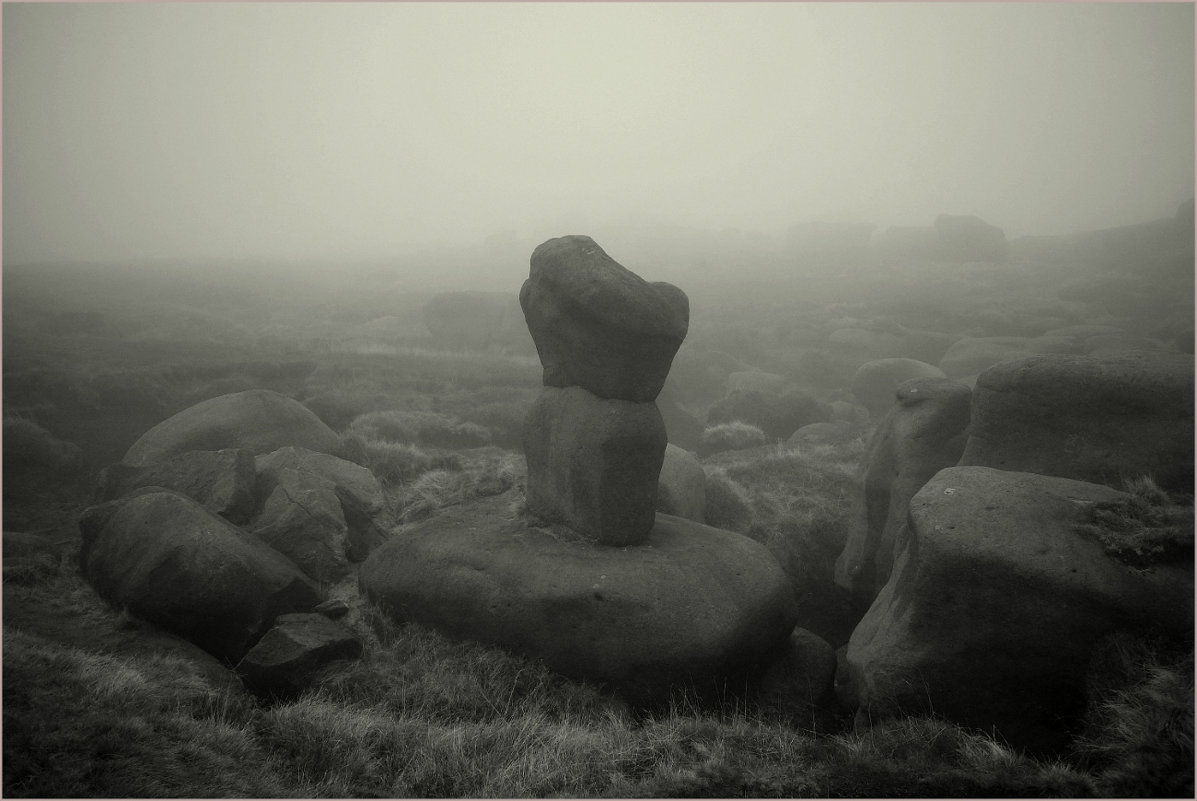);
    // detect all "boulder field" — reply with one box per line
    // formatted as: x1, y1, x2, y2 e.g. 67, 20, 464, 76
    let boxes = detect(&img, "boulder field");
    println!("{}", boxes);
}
358, 493, 798, 702
840, 466, 1193, 754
